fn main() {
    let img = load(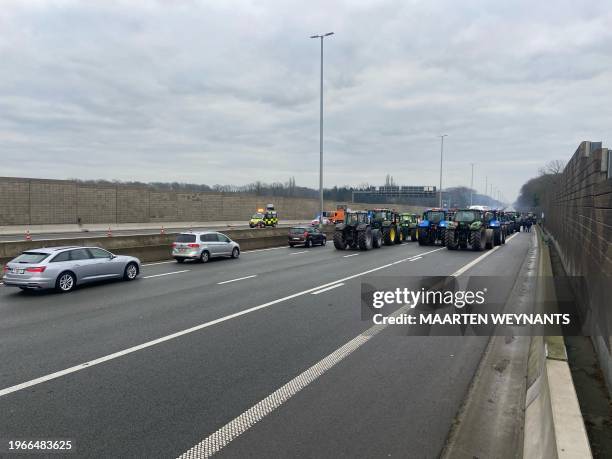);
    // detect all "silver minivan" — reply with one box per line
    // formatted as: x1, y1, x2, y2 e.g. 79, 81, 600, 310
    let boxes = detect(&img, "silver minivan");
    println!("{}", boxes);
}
172, 232, 240, 263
